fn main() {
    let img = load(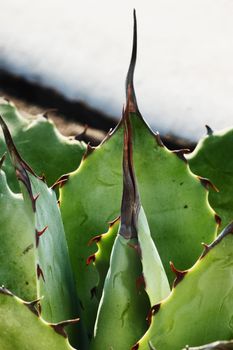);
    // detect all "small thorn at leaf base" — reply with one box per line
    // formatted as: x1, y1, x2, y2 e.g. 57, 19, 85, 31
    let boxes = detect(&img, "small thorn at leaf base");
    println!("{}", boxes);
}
50, 318, 80, 338
170, 261, 187, 287
205, 125, 213, 136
